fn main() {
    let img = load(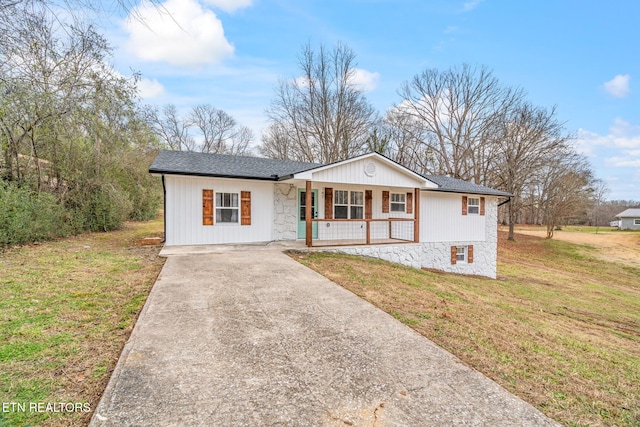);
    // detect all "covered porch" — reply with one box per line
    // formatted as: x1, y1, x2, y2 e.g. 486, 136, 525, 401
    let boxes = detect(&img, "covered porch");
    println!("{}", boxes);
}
282, 153, 435, 248
301, 181, 421, 247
